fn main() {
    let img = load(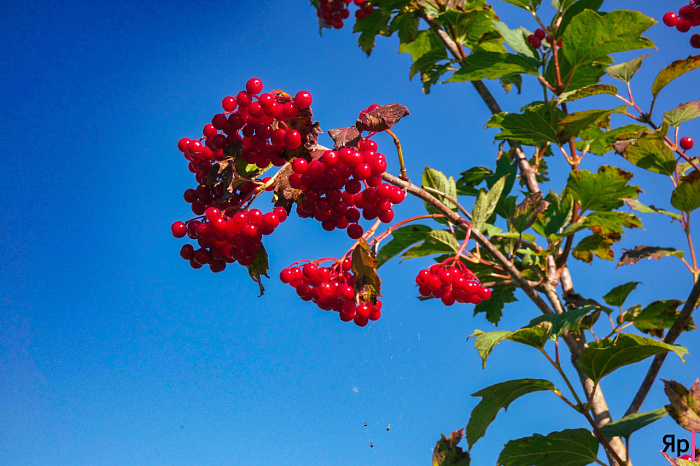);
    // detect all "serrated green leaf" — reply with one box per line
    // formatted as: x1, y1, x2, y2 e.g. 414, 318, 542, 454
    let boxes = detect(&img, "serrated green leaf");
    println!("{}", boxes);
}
390, 10, 419, 44
582, 124, 648, 156
403, 230, 460, 259
652, 56, 700, 99
607, 55, 652, 83
672, 170, 700, 213
492, 21, 537, 58
410, 47, 450, 79
377, 225, 432, 267
512, 192, 549, 233
498, 428, 599, 466
634, 299, 694, 338
568, 165, 640, 212
572, 234, 615, 263
469, 329, 512, 368
558, 84, 618, 104
602, 281, 640, 307
473, 285, 516, 325
528, 307, 593, 340
541, 190, 574, 237
467, 378, 556, 450
615, 124, 676, 176
623, 198, 682, 220
557, 0, 603, 34
456, 166, 493, 196
576, 333, 687, 384
546, 54, 606, 94
399, 29, 444, 61
446, 51, 540, 82
617, 245, 685, 267
469, 322, 551, 368
599, 407, 667, 439
664, 101, 700, 128
584, 211, 642, 240
353, 9, 392, 56
487, 105, 566, 146
472, 175, 507, 232
557, 108, 619, 142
